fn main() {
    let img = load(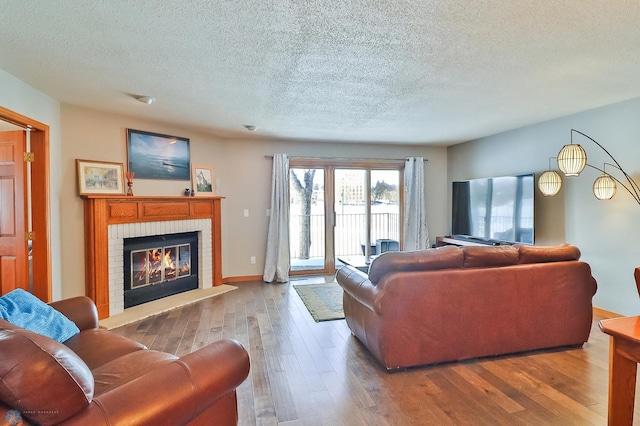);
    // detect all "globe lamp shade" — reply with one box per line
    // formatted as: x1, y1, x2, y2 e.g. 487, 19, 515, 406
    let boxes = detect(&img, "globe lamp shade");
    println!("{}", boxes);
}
593, 173, 617, 200
557, 144, 587, 176
538, 171, 562, 196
